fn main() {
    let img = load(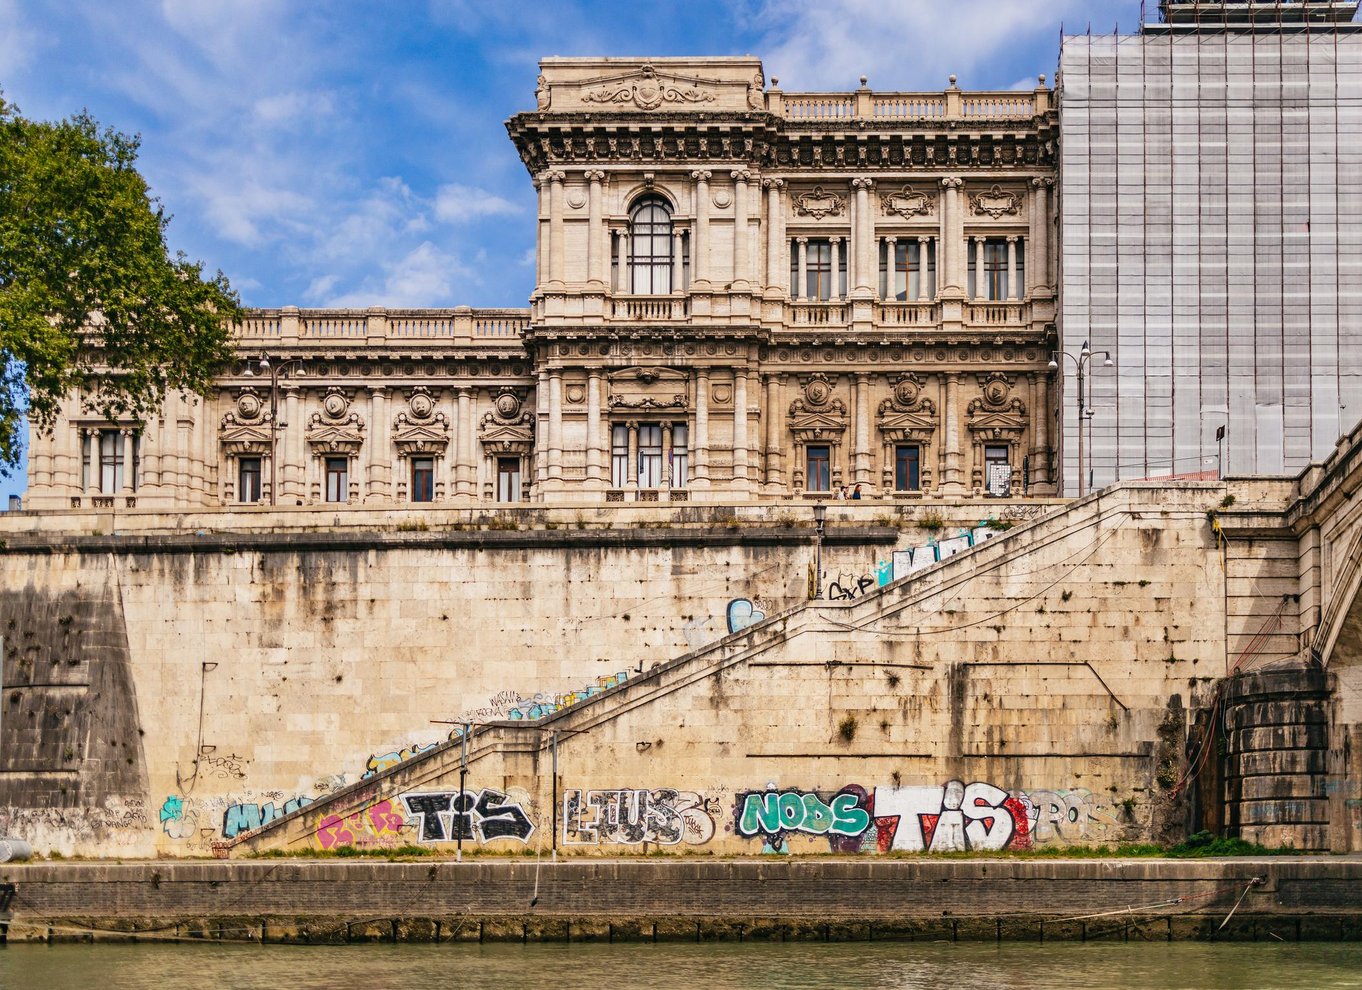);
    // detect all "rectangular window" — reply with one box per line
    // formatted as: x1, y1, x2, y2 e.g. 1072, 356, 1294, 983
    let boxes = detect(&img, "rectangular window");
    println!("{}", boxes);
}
637, 423, 663, 489
806, 445, 831, 492
985, 445, 1011, 496
239, 457, 262, 503
670, 423, 689, 488
789, 238, 848, 300
610, 424, 629, 488
969, 238, 1024, 300
894, 445, 921, 491
497, 457, 521, 503
411, 457, 434, 503
325, 457, 348, 503
99, 430, 123, 493
879, 241, 936, 300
